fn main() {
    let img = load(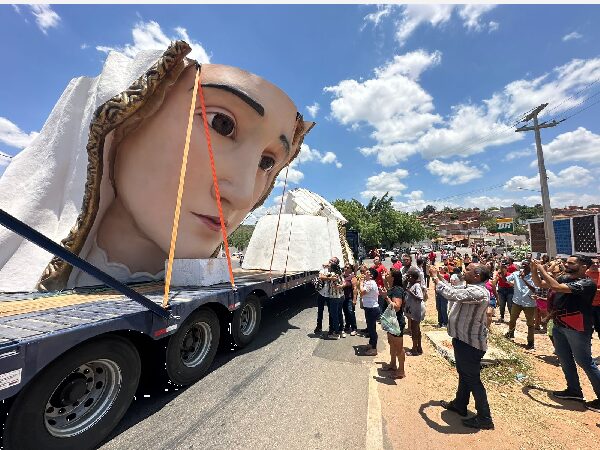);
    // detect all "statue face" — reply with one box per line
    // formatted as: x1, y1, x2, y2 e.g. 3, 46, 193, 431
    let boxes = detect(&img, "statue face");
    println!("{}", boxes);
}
112, 64, 298, 258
